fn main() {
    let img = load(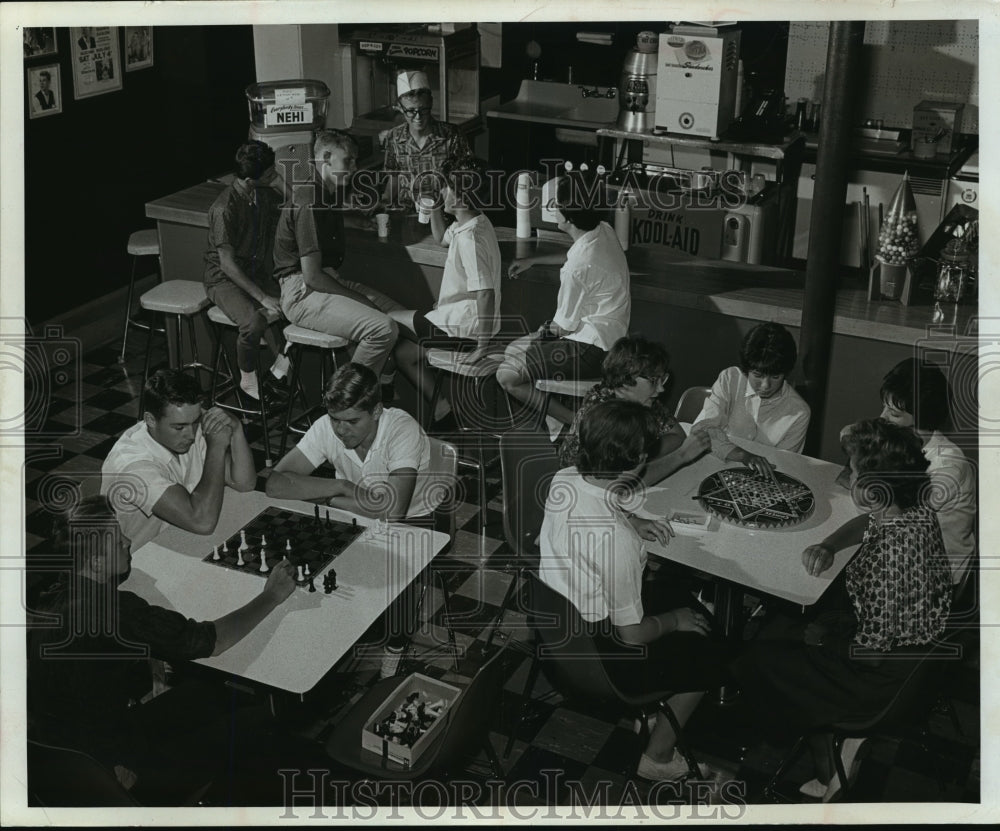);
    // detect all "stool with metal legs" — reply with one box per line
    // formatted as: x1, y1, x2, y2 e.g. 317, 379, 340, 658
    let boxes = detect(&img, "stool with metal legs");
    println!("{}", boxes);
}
207, 304, 284, 468
137, 280, 214, 417
425, 349, 507, 532
119, 229, 165, 364
278, 324, 350, 460
533, 377, 599, 430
